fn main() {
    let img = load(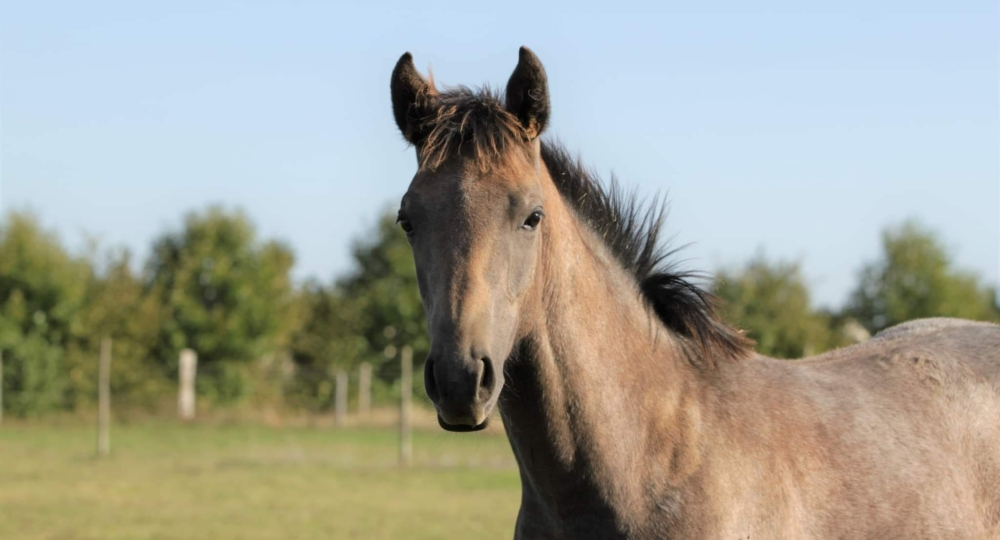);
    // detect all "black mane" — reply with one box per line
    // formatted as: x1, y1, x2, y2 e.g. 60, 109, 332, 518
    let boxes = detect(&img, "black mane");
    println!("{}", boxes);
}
540, 142, 752, 363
